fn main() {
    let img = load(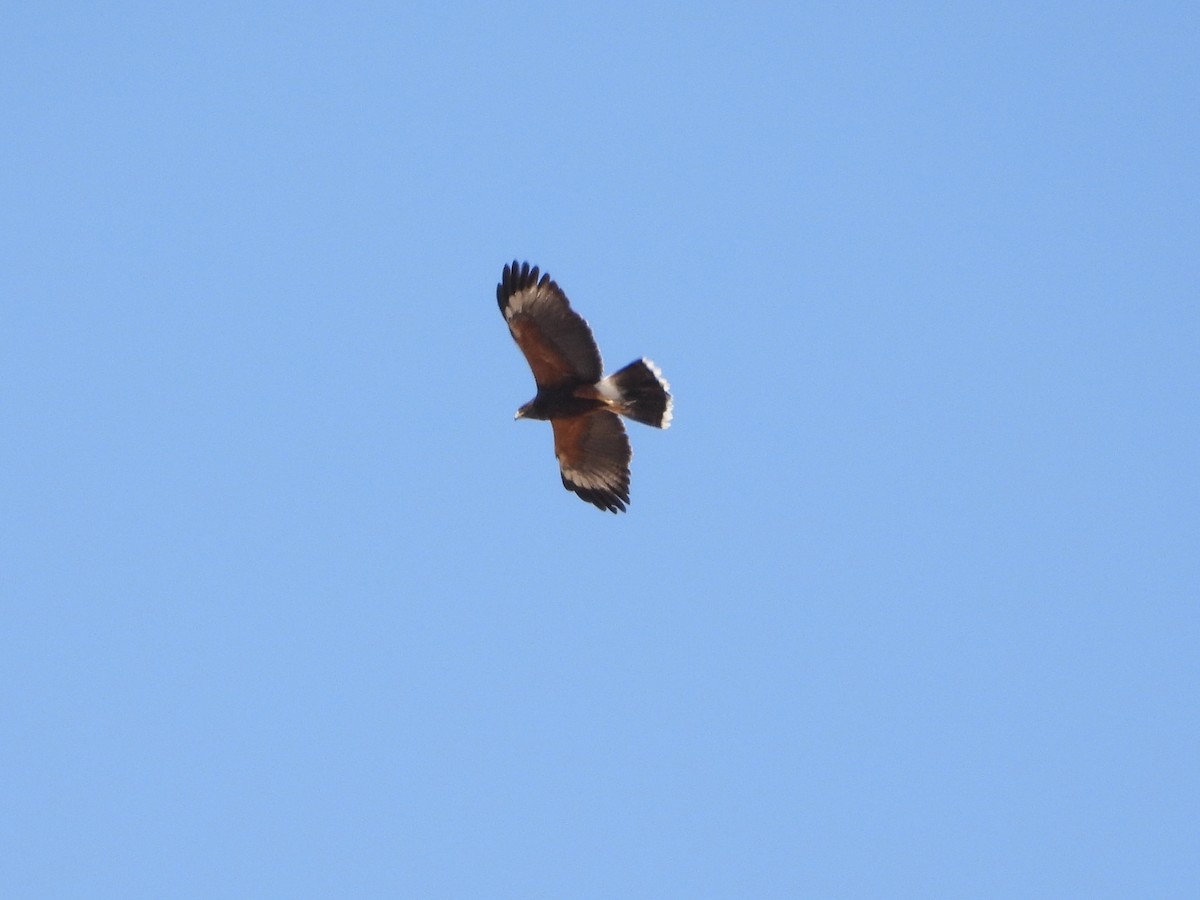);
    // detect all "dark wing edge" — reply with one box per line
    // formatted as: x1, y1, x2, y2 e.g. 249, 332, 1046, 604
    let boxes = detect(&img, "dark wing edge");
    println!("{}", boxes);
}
552, 412, 632, 513
496, 260, 538, 315
497, 260, 603, 386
